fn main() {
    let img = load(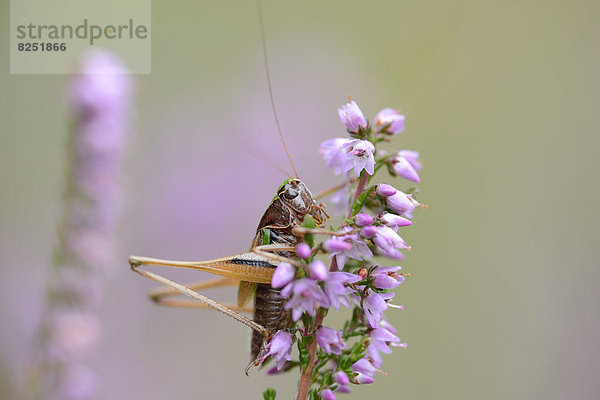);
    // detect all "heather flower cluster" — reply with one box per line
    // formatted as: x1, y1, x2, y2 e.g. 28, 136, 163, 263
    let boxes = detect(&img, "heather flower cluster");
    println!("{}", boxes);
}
262, 100, 425, 400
